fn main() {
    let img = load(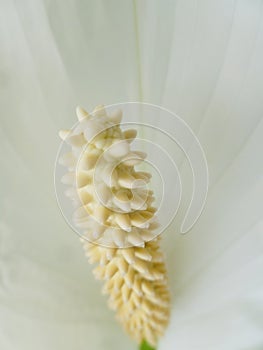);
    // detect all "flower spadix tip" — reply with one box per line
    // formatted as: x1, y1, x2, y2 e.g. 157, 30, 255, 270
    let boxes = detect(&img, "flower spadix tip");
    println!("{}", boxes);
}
76, 106, 90, 121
